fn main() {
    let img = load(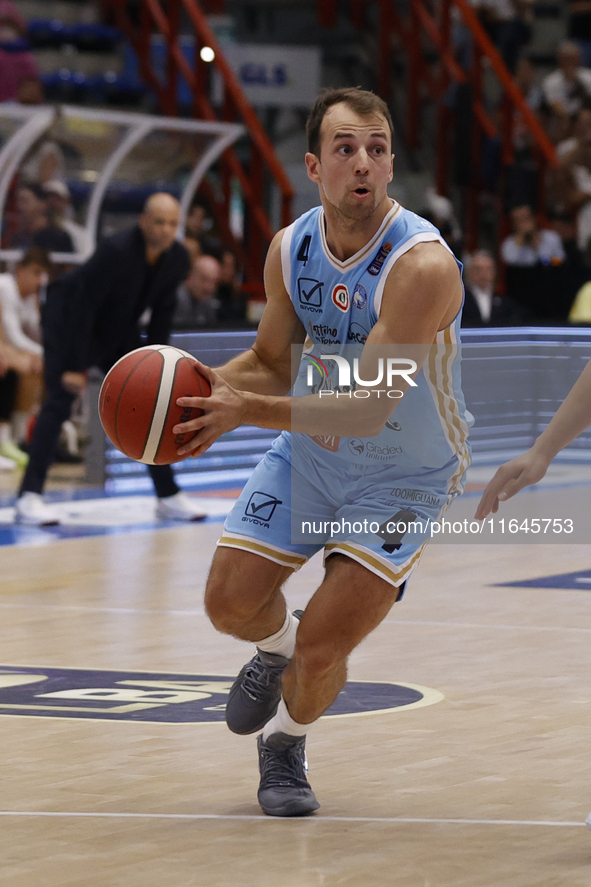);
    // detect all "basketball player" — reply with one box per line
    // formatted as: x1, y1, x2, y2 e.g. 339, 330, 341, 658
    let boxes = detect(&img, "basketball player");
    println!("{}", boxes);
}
174, 88, 471, 816
475, 358, 591, 833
